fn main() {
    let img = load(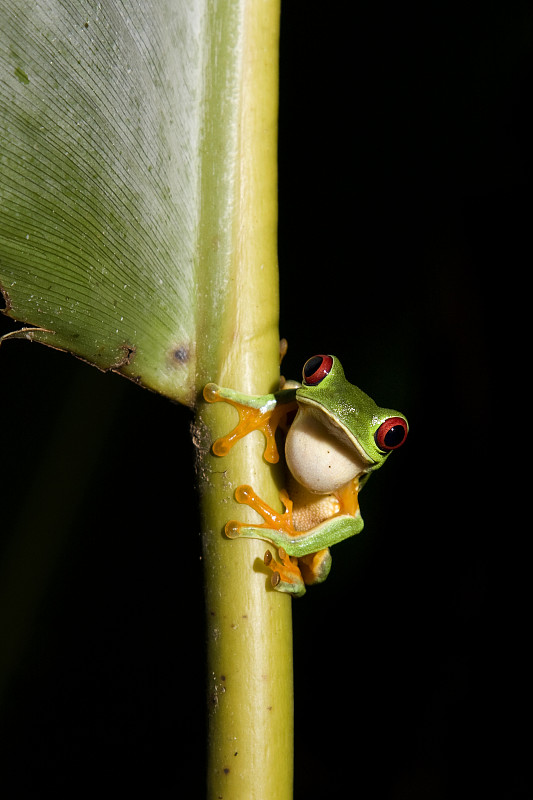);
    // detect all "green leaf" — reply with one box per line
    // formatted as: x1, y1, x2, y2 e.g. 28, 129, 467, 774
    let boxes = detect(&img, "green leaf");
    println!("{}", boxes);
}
1, 0, 206, 405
